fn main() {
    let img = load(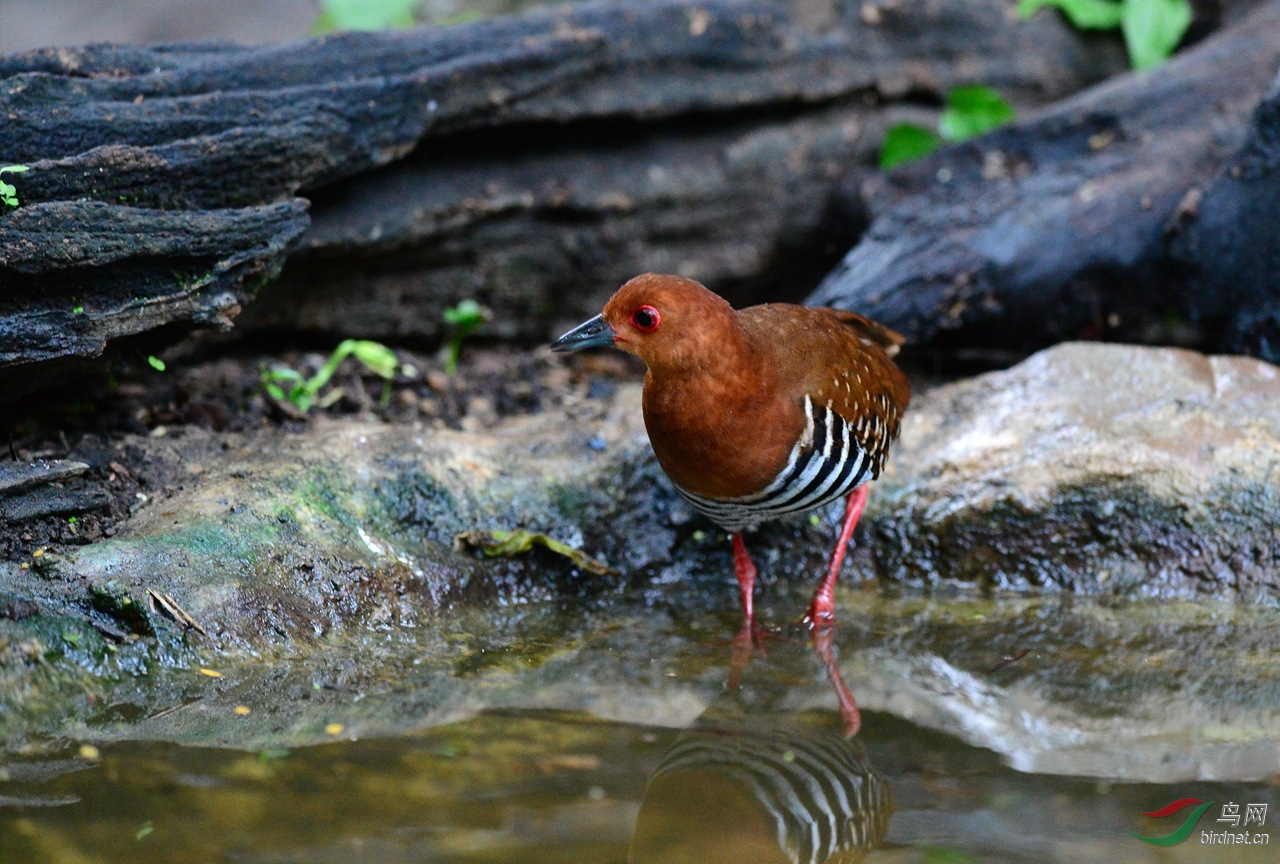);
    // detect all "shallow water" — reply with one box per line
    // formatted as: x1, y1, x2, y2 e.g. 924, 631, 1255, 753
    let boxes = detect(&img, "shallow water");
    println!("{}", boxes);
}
3, 585, 1279, 864
1, 709, 1276, 863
